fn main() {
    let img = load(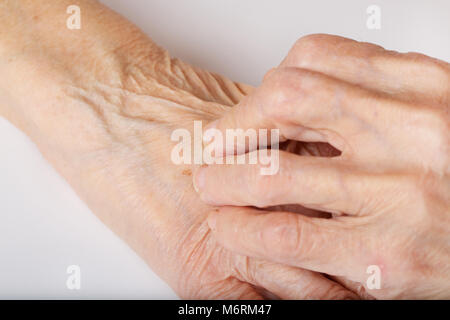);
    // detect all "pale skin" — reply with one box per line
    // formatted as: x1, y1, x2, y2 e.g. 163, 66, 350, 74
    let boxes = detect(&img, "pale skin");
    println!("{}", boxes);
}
0, 1, 362, 299
193, 34, 450, 299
